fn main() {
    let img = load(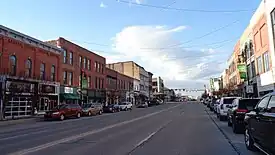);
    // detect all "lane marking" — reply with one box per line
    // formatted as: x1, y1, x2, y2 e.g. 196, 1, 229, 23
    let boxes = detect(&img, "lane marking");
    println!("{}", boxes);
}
135, 131, 157, 147
9, 104, 181, 155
